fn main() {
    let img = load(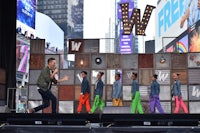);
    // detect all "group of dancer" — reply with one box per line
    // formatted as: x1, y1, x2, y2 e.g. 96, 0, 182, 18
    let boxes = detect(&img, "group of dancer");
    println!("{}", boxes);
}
27, 57, 189, 114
